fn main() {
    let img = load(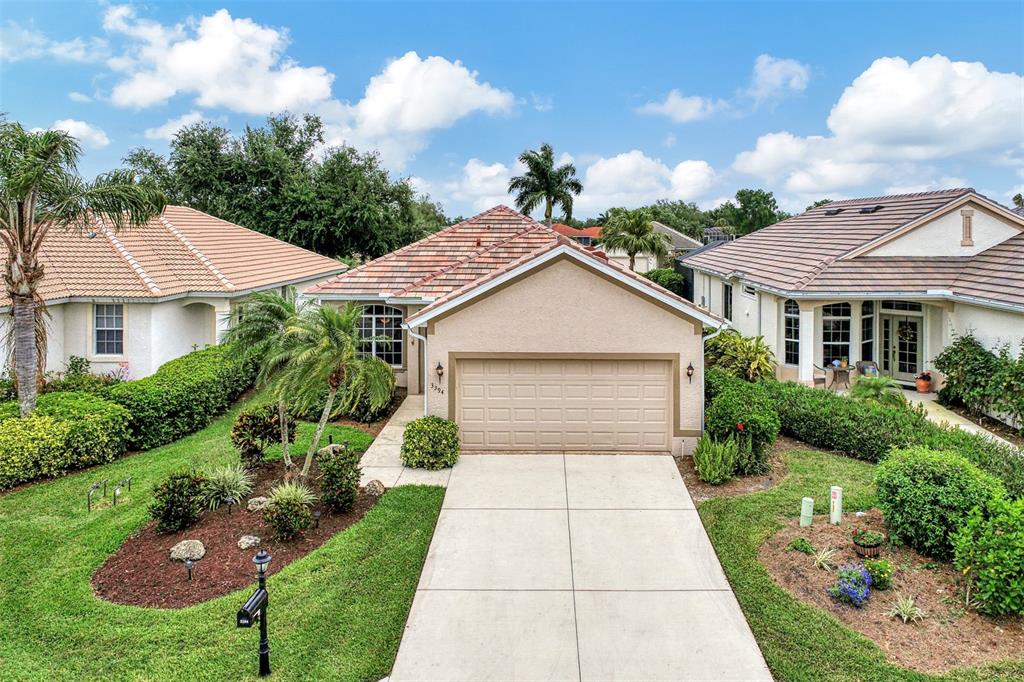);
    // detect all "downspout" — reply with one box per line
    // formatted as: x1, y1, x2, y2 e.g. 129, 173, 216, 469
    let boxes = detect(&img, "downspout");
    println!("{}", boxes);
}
700, 323, 731, 431
406, 325, 429, 417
